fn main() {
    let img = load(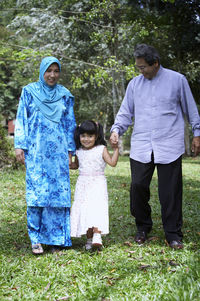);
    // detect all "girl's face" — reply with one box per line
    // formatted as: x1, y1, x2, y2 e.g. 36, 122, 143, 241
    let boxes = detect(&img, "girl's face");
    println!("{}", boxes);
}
43, 63, 60, 86
80, 133, 96, 149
